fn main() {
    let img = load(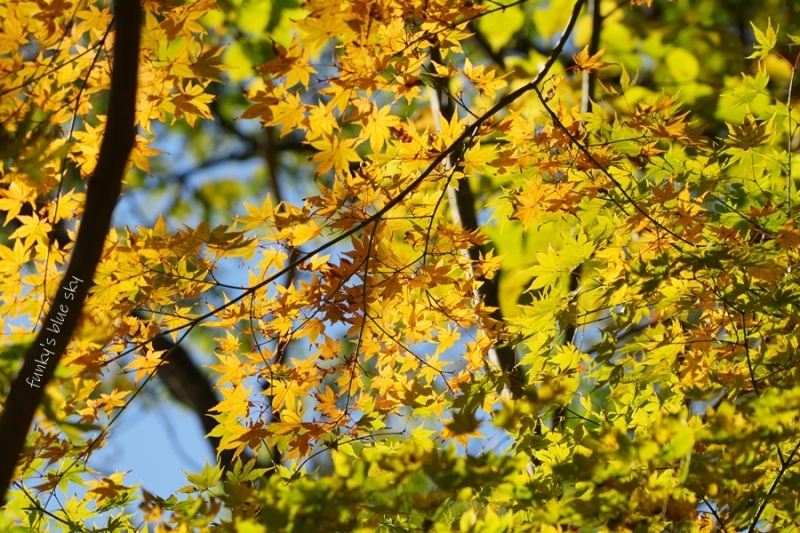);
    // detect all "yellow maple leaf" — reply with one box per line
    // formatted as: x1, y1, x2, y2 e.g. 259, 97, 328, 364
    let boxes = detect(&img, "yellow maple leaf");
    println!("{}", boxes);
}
463, 57, 508, 99
314, 386, 343, 419
212, 384, 253, 421
86, 473, 130, 502
270, 409, 304, 436
287, 220, 323, 247
0, 239, 30, 276
572, 45, 613, 72
267, 375, 307, 412
8, 212, 52, 249
239, 195, 275, 232
125, 348, 166, 382
190, 46, 229, 83
359, 104, 400, 153
241, 89, 280, 125
0, 181, 35, 224
297, 14, 350, 50
461, 142, 496, 175
173, 82, 214, 127
310, 135, 361, 176
208, 351, 248, 387
306, 100, 338, 140
97, 390, 131, 416
419, 353, 450, 384
268, 92, 307, 136
131, 135, 165, 176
